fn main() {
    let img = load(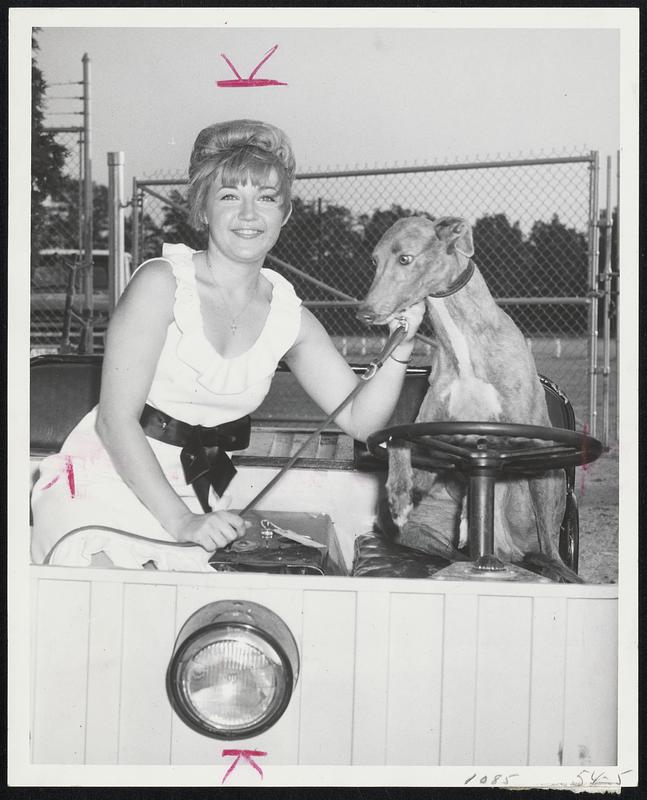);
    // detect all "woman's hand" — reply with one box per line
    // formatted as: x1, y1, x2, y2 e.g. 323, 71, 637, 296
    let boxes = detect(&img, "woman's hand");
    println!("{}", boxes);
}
385, 300, 426, 343
171, 510, 249, 551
